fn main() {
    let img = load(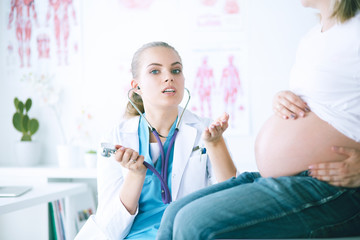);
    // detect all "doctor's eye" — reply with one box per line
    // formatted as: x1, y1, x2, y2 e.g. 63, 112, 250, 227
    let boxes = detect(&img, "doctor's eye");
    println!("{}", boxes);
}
172, 69, 182, 74
150, 69, 160, 74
